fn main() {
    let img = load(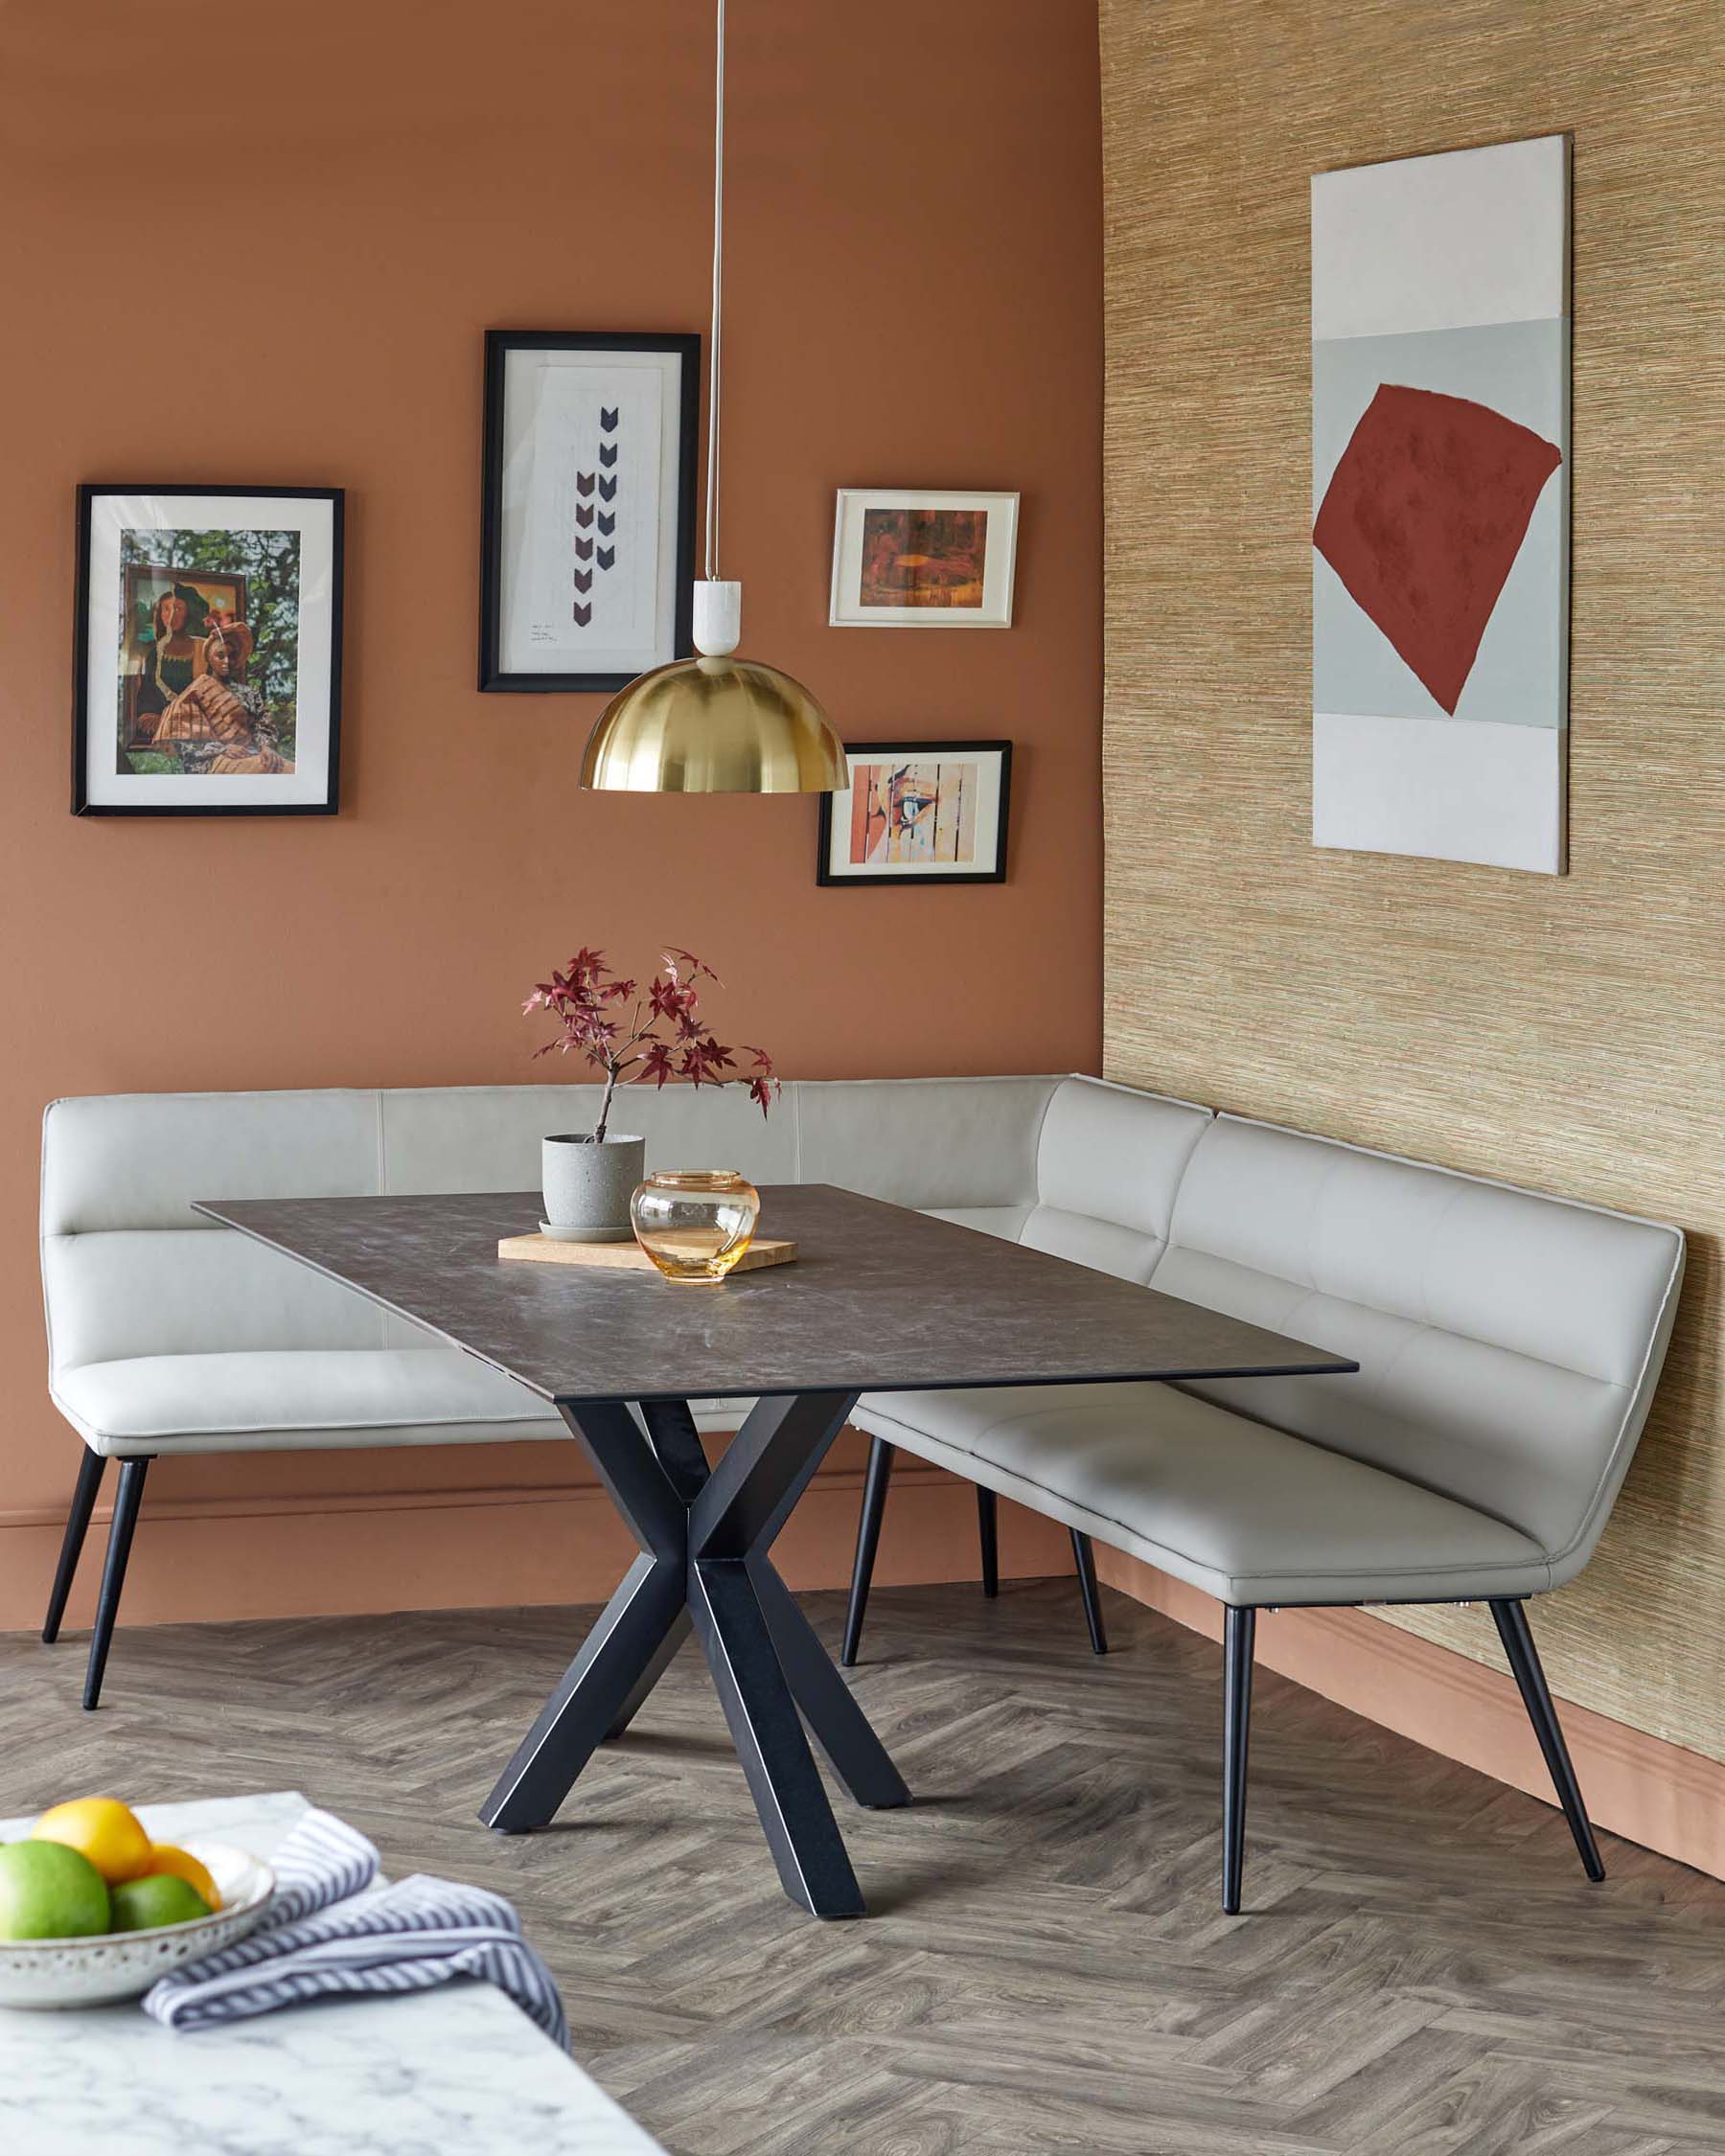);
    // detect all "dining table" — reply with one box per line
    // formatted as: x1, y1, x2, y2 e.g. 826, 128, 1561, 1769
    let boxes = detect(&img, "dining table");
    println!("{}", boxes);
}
196, 1181, 1357, 1920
